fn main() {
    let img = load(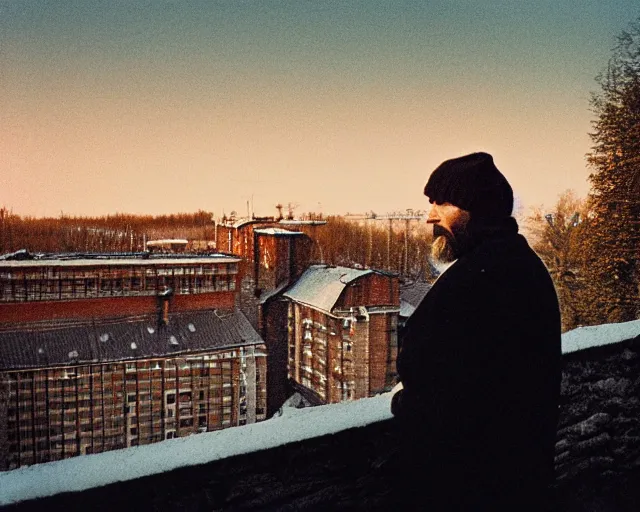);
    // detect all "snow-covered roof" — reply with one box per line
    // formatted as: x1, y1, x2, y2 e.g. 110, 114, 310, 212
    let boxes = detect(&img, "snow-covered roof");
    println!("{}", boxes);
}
0, 255, 240, 268
278, 220, 327, 226
146, 239, 188, 246
399, 301, 417, 318
283, 265, 373, 313
399, 281, 432, 319
231, 218, 257, 229
561, 319, 640, 354
254, 228, 304, 236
